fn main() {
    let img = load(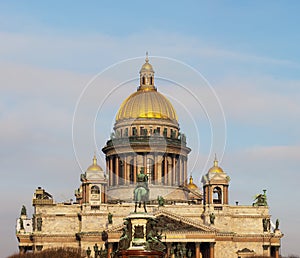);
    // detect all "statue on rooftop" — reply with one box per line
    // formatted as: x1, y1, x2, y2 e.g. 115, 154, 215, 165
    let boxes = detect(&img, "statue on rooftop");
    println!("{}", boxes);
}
253, 189, 268, 206
210, 213, 215, 224
20, 205, 27, 216
157, 195, 165, 206
108, 212, 113, 224
275, 219, 280, 230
